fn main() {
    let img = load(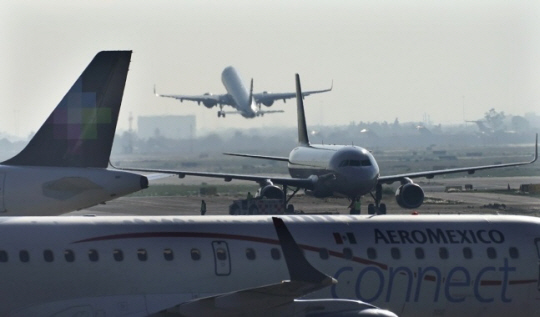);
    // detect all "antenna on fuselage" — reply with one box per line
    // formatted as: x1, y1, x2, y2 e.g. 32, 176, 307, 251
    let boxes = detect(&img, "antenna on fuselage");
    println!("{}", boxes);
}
295, 74, 310, 146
